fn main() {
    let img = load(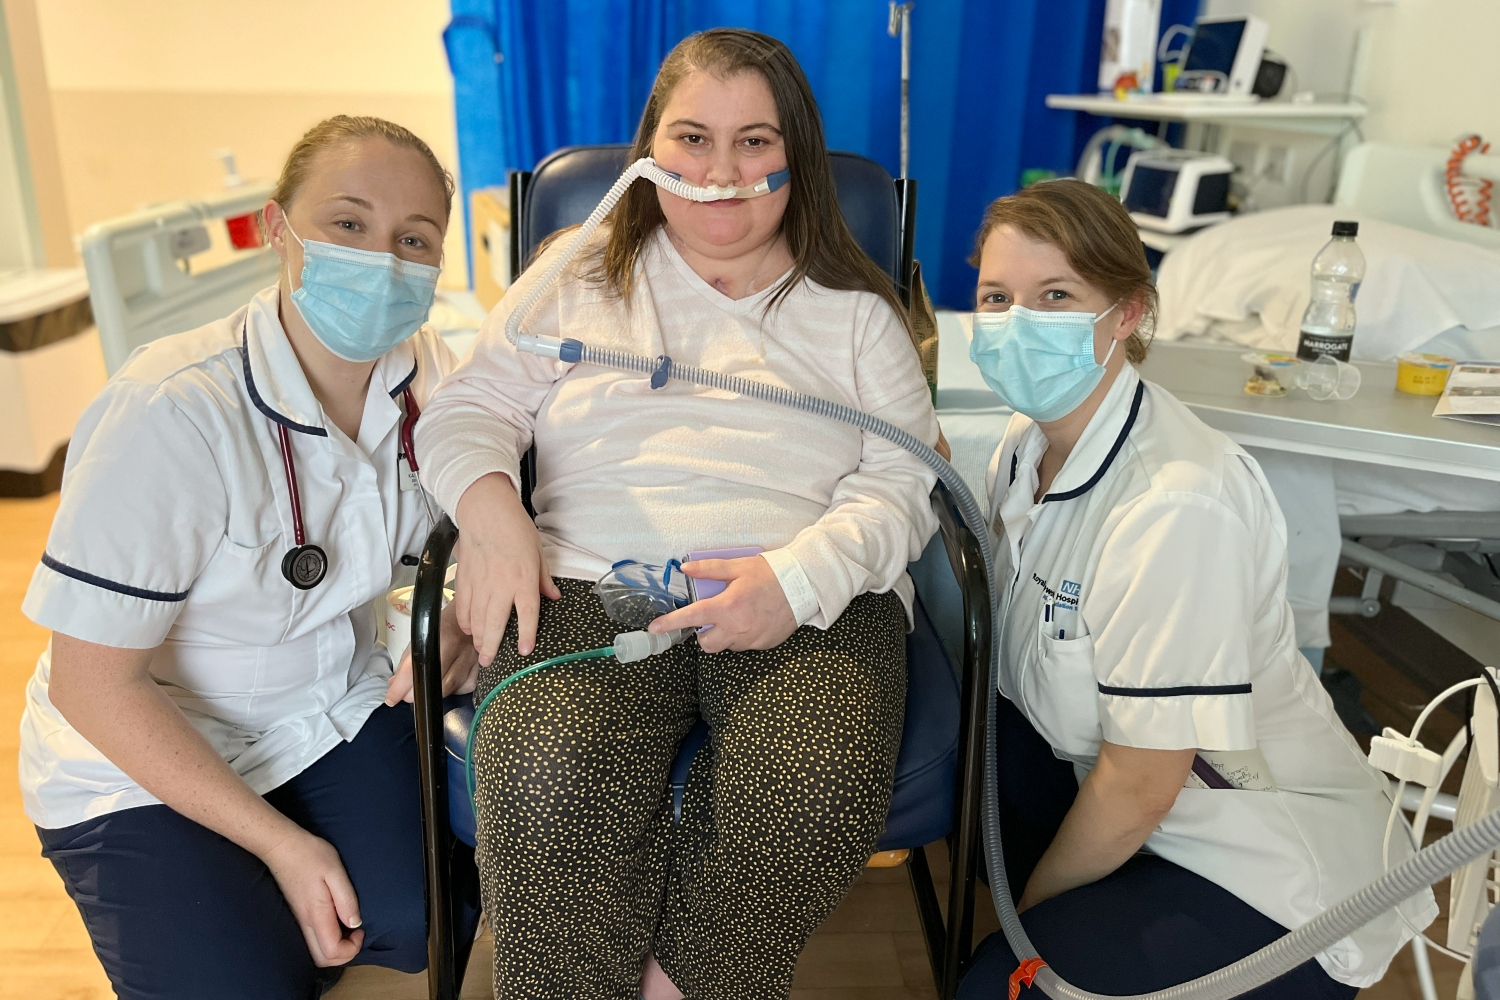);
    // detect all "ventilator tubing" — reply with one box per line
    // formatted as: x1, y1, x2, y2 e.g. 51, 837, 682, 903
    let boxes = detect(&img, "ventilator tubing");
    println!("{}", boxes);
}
501, 157, 1500, 1000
